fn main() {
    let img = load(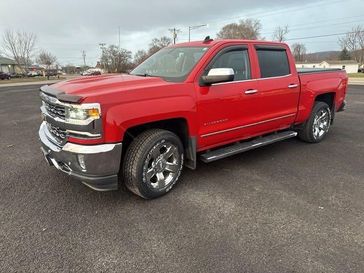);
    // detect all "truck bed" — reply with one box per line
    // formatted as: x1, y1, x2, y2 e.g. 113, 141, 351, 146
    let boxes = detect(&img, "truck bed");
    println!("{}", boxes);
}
295, 68, 347, 125
297, 68, 342, 74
